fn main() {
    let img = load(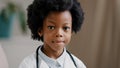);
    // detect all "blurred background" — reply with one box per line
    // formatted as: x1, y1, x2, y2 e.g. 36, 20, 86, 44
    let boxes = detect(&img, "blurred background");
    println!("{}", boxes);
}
0, 0, 120, 68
